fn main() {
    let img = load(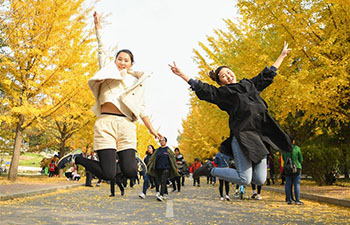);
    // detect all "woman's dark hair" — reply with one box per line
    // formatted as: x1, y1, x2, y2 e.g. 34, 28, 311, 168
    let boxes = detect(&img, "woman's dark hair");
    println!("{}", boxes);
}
146, 145, 155, 155
208, 66, 230, 85
147, 145, 155, 151
116, 49, 134, 63
174, 147, 180, 152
